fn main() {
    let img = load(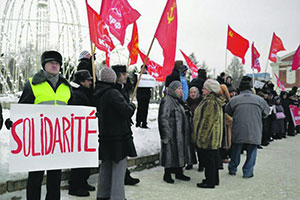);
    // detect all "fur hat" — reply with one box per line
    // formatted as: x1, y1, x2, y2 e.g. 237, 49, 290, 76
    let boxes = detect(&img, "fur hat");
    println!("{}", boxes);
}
74, 70, 92, 83
78, 50, 90, 61
99, 67, 117, 83
178, 65, 188, 73
169, 81, 182, 90
41, 51, 62, 68
198, 68, 207, 77
203, 79, 221, 94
